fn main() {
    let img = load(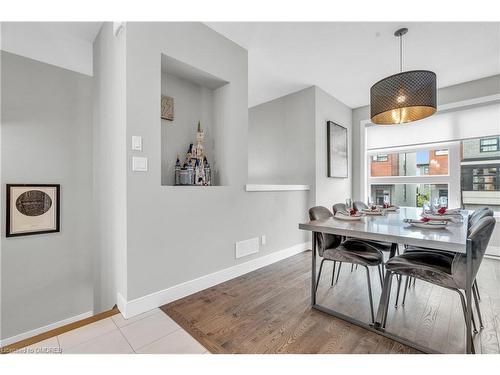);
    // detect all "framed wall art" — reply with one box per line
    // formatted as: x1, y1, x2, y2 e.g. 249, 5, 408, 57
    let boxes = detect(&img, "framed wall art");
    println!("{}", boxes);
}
6, 184, 60, 237
161, 95, 174, 121
327, 121, 348, 178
